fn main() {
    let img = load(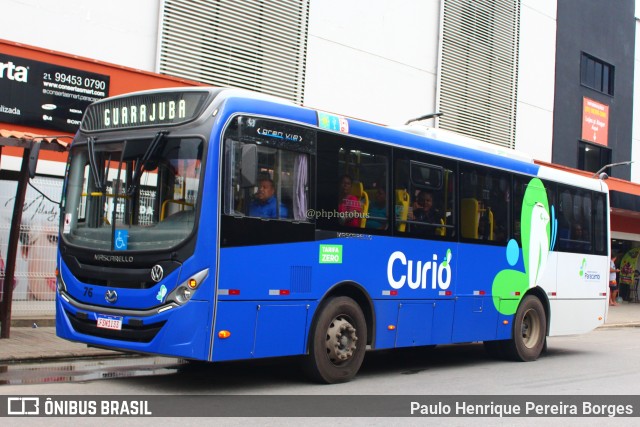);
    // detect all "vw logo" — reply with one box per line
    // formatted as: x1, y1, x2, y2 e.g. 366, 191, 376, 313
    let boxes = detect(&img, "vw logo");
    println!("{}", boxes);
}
105, 290, 118, 304
151, 265, 164, 283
